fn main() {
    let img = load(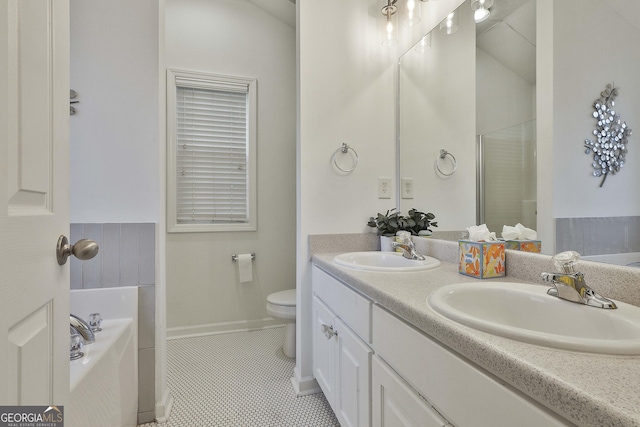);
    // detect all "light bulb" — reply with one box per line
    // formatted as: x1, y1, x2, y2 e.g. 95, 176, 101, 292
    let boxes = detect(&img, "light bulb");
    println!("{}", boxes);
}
400, 0, 421, 27
471, 0, 493, 23
380, 0, 398, 46
440, 12, 458, 34
474, 7, 490, 23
